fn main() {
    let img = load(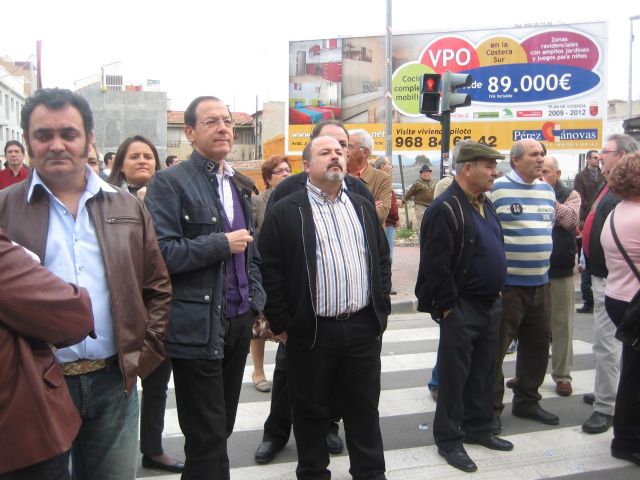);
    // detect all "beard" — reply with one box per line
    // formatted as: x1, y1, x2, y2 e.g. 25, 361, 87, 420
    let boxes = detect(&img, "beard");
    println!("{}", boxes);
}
325, 170, 345, 182
325, 160, 345, 182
